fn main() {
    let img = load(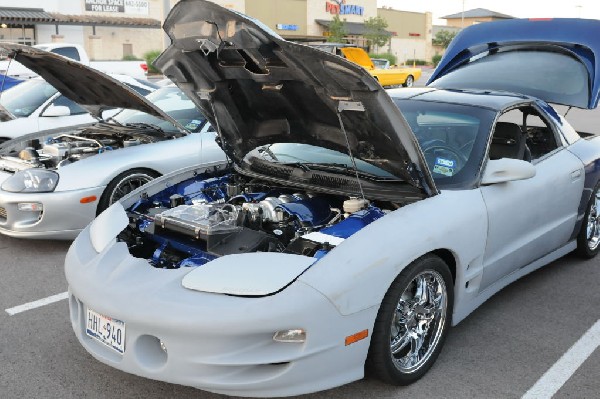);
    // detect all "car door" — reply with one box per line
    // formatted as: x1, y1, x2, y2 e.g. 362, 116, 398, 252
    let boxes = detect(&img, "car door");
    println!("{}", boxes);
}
479, 110, 584, 291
